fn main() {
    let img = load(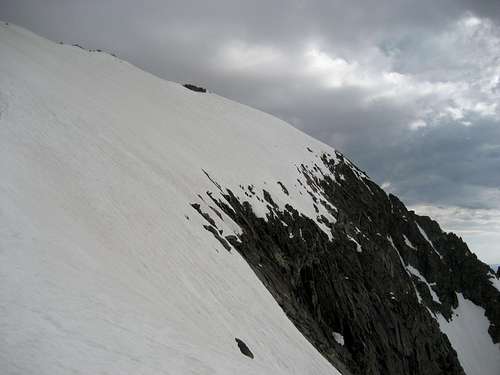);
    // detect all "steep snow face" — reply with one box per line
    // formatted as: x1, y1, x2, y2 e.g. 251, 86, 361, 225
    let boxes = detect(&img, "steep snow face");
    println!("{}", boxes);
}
0, 24, 340, 374
437, 294, 500, 375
